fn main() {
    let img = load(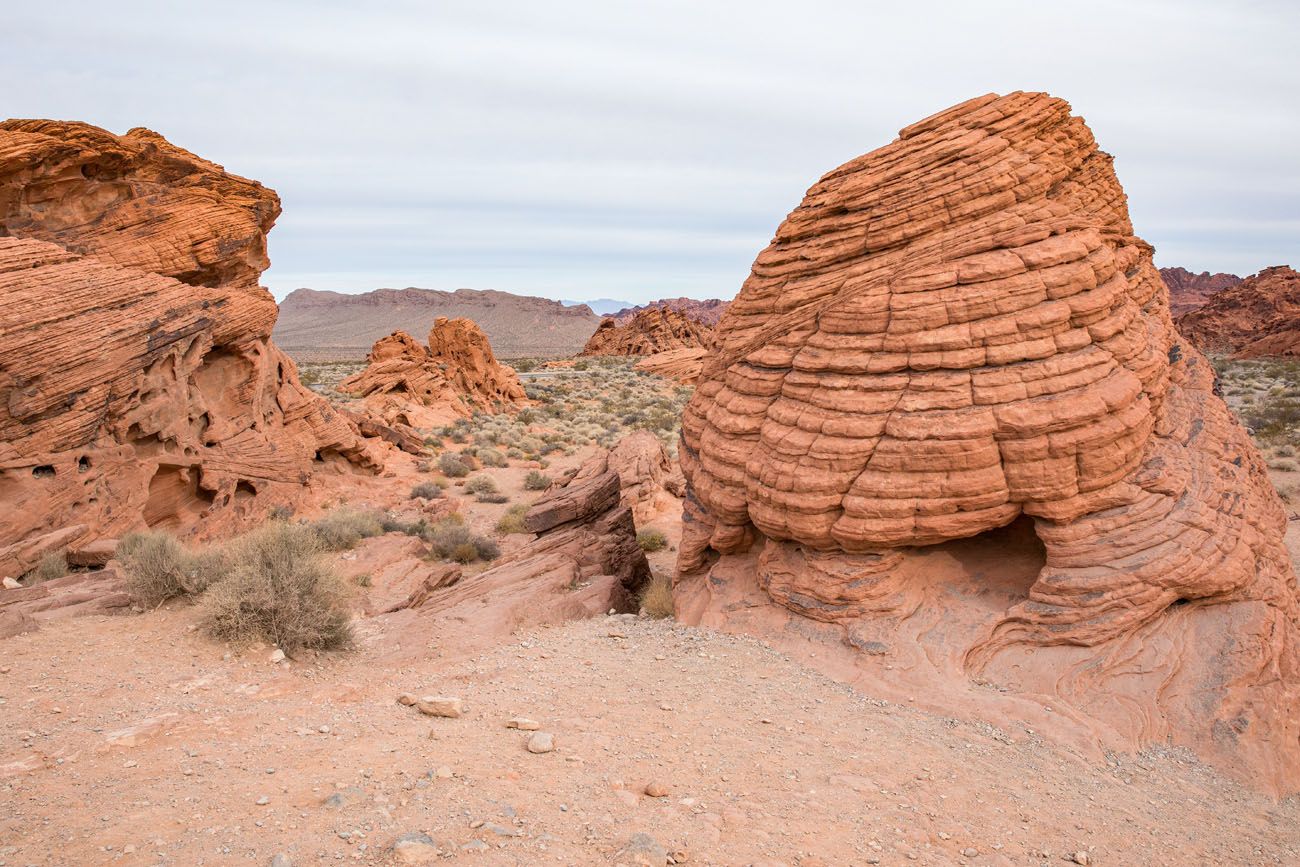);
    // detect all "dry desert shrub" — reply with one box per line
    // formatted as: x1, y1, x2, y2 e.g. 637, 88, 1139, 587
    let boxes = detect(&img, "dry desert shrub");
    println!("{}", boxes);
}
424, 517, 500, 563
637, 528, 668, 552
200, 522, 352, 653
410, 482, 442, 500
309, 507, 384, 551
640, 573, 674, 619
523, 470, 551, 491
495, 503, 529, 534
439, 453, 471, 478
28, 549, 68, 584
118, 531, 225, 606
